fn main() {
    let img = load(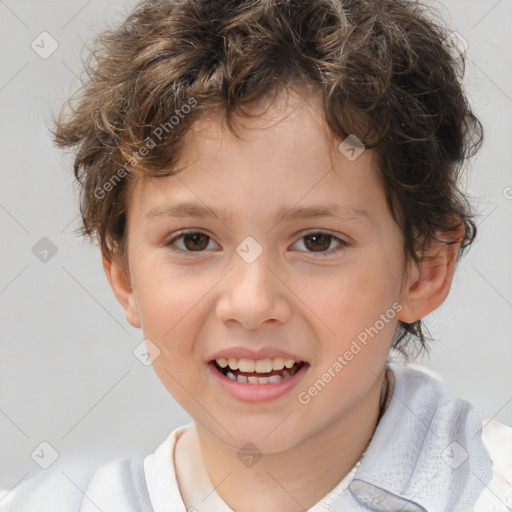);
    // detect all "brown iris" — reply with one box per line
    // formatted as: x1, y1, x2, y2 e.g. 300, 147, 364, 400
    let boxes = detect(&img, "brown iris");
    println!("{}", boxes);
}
182, 233, 210, 251
303, 233, 331, 252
